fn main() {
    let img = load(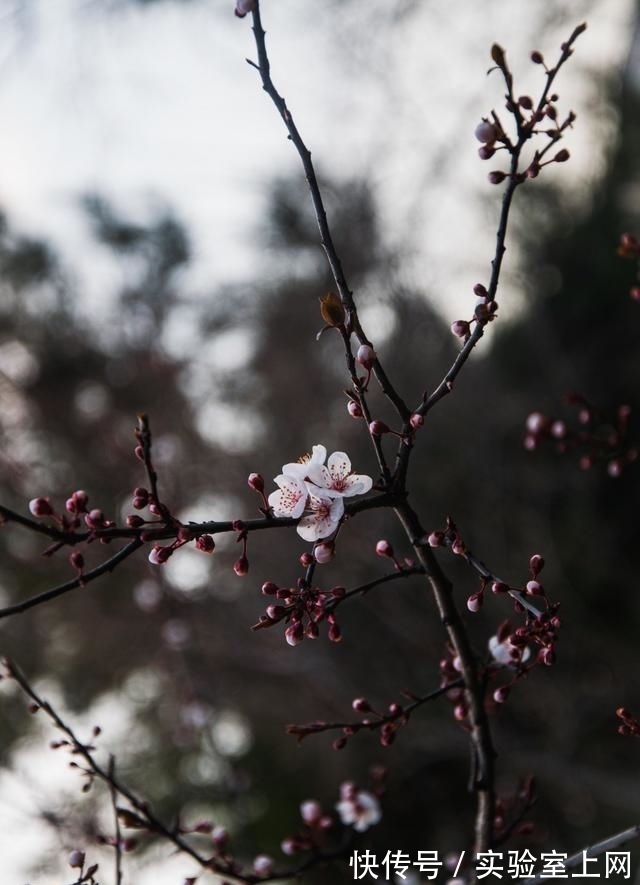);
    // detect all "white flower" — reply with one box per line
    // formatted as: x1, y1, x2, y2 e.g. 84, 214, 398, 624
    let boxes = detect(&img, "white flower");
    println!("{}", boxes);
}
297, 494, 344, 542
489, 635, 531, 667
267, 444, 370, 542
336, 790, 381, 832
281, 445, 327, 482
267, 475, 308, 518
306, 450, 373, 499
